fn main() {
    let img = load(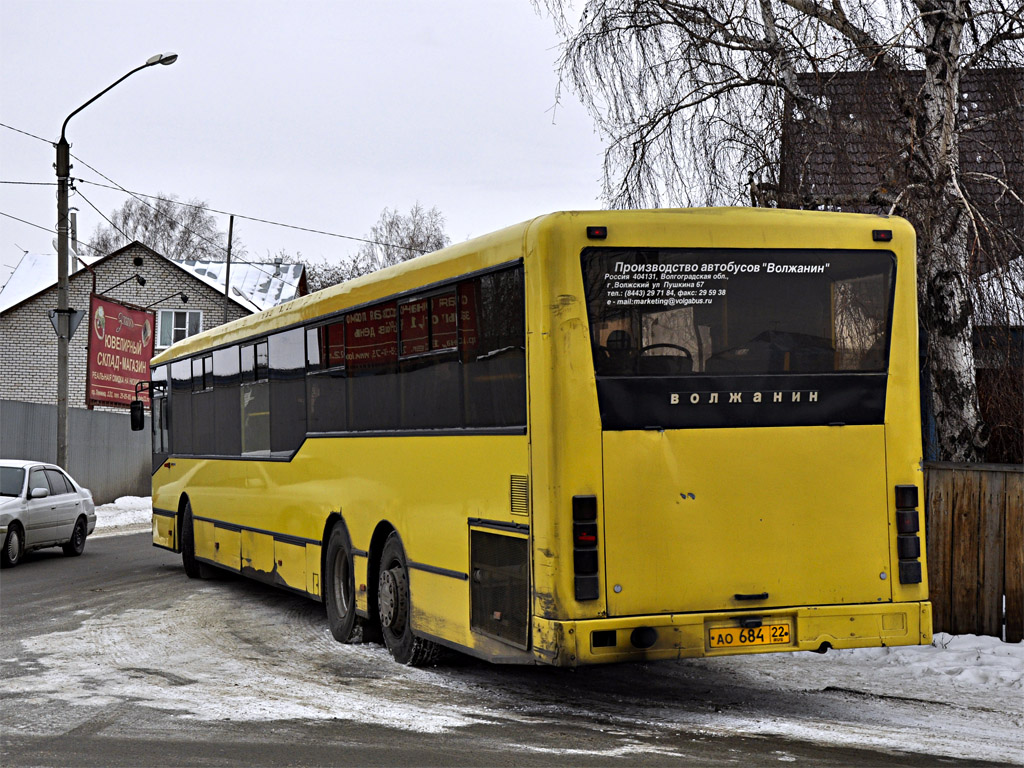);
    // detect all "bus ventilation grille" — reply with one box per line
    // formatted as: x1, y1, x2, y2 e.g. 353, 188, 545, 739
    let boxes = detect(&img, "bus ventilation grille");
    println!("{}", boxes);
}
510, 475, 529, 517
470, 530, 529, 650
